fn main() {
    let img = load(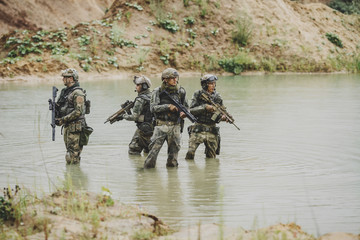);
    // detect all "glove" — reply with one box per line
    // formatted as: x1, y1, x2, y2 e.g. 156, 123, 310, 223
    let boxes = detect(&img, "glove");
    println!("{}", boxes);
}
55, 118, 63, 126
